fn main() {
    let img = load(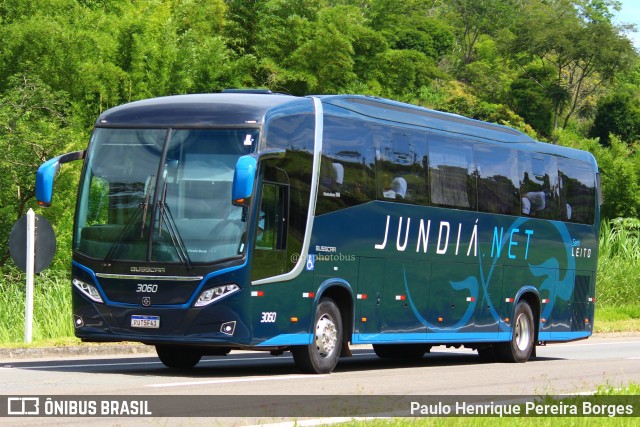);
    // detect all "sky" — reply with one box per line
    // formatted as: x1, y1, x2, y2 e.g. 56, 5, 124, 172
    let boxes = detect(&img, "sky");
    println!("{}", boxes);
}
616, 0, 640, 49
